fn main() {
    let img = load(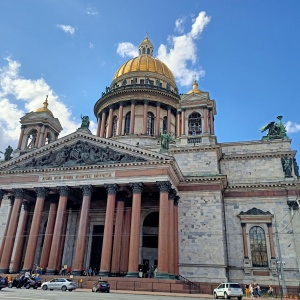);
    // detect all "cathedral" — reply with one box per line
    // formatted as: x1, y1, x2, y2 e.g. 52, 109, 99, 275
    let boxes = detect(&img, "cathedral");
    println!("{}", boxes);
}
0, 36, 299, 288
